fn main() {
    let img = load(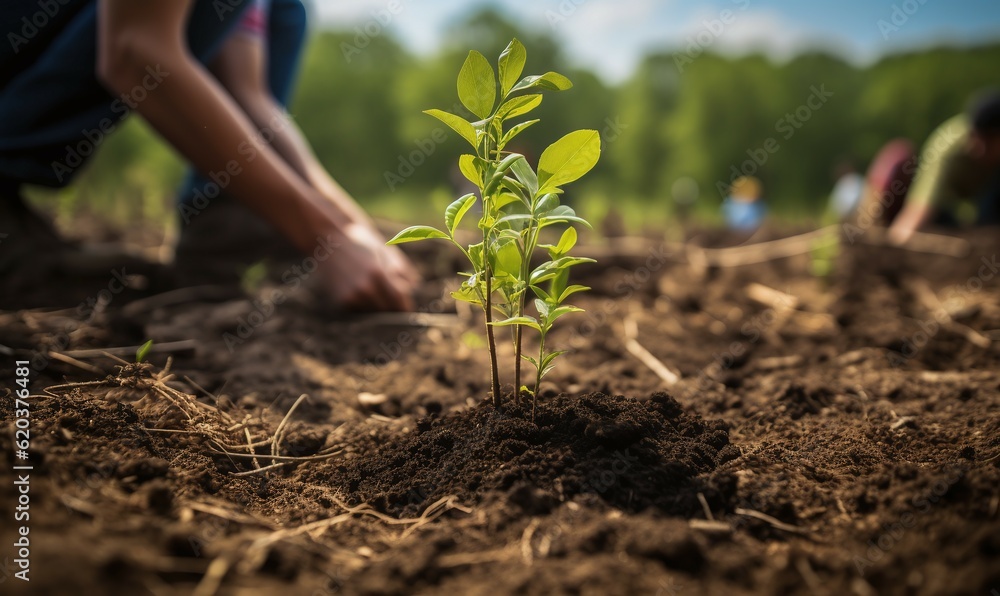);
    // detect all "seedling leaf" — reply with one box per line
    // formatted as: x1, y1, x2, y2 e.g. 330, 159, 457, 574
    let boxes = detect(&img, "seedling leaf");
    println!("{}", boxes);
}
541, 350, 568, 370
458, 50, 496, 120
558, 284, 590, 302
451, 286, 482, 306
534, 193, 560, 214
510, 72, 573, 94
458, 154, 482, 187
387, 225, 449, 244
494, 192, 523, 210
529, 256, 597, 285
491, 316, 542, 332
540, 205, 593, 228
498, 38, 527, 96
136, 340, 153, 363
552, 227, 577, 257
496, 94, 543, 123
468, 242, 485, 270
548, 305, 584, 322
445, 193, 477, 236
538, 130, 602, 194
530, 285, 553, 302
500, 119, 540, 149
494, 239, 523, 278
484, 153, 525, 195
424, 109, 478, 148
510, 157, 539, 196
